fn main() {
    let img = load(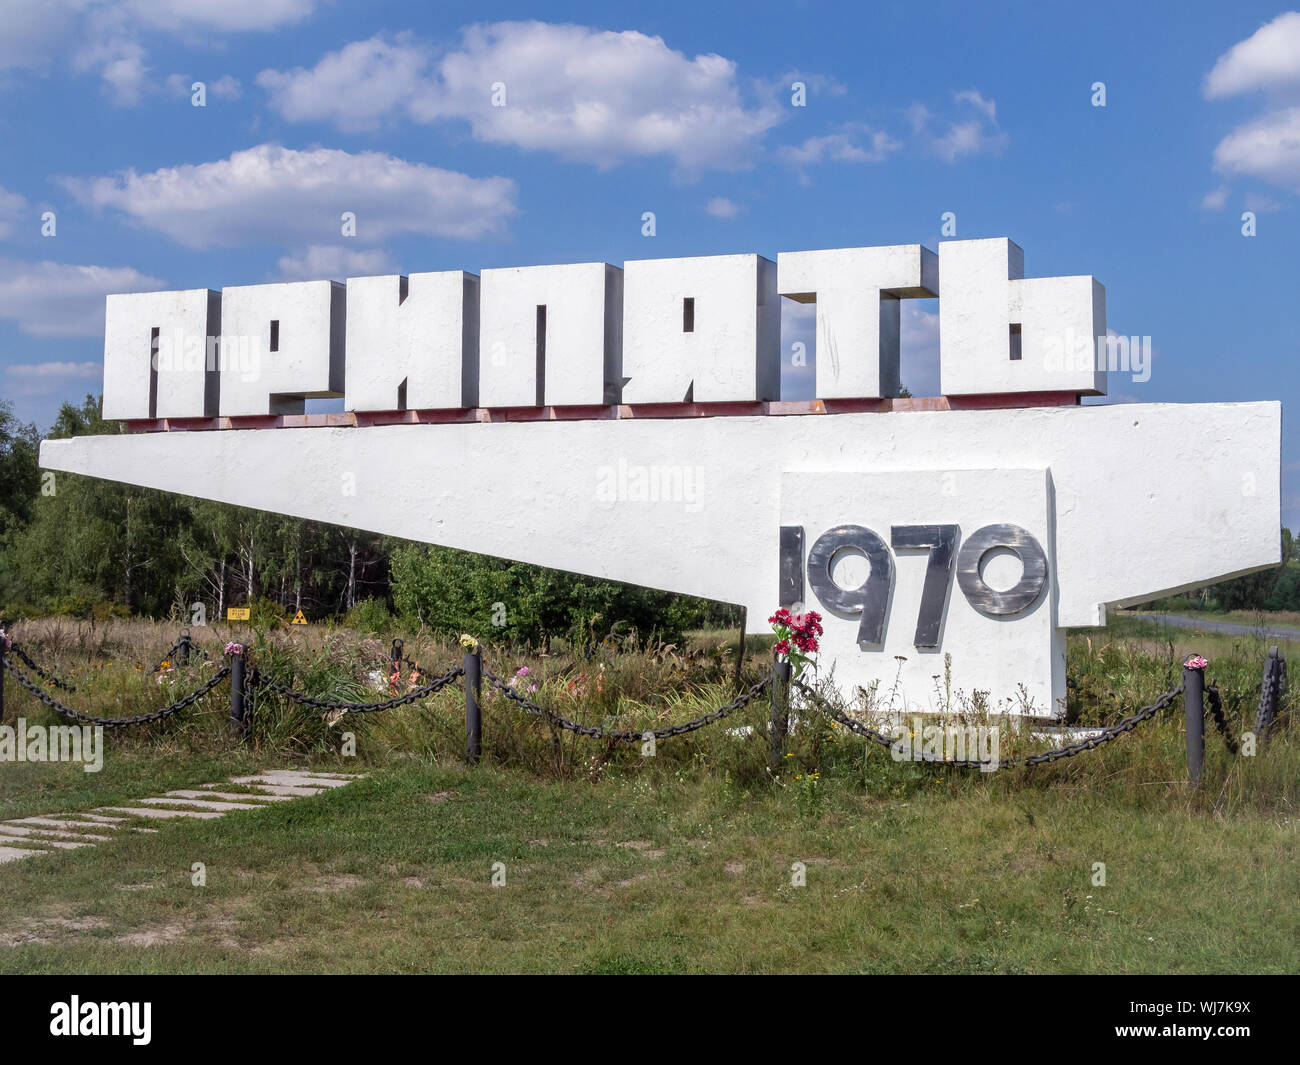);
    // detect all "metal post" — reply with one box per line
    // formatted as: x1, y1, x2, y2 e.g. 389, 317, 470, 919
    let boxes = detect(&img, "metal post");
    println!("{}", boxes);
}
1184, 660, 1205, 786
464, 645, 482, 764
390, 638, 403, 678
230, 648, 246, 738
177, 630, 191, 667
770, 653, 791, 770
732, 605, 747, 692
